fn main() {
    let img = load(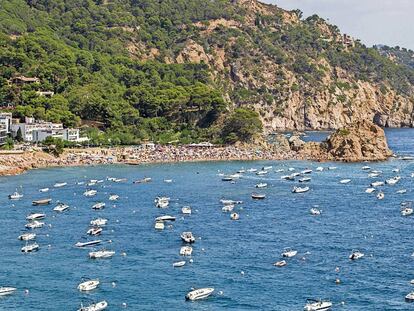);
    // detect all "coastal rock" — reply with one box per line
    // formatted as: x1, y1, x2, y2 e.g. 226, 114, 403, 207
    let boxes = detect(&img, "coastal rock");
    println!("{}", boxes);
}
288, 135, 305, 151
